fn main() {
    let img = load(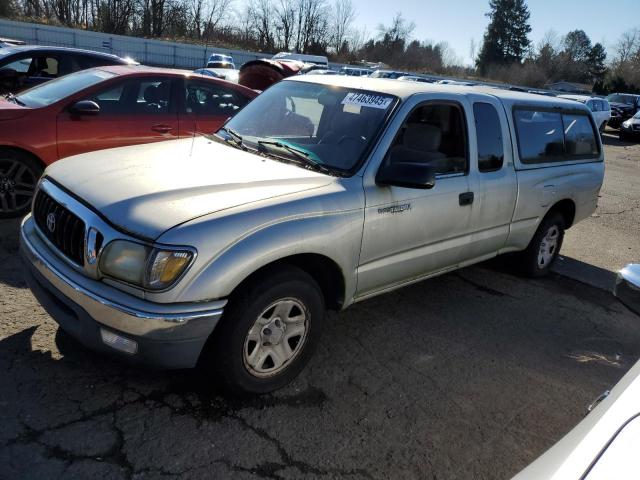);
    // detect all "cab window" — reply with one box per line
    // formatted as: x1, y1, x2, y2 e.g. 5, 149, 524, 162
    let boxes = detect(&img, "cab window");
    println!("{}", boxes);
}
386, 102, 468, 175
